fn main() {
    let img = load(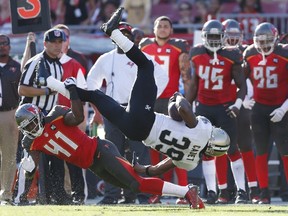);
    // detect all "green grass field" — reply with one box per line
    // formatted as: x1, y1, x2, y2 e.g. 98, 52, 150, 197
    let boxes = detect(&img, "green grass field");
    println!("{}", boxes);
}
0, 204, 288, 216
